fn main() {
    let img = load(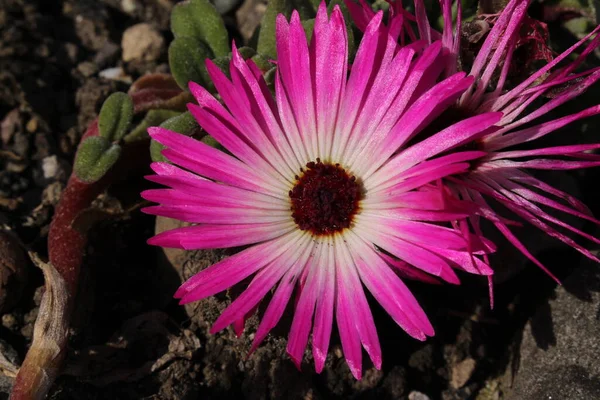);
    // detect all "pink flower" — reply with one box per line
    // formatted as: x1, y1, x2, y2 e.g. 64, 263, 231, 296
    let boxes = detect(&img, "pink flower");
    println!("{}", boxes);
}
143, 3, 498, 378
347, 0, 600, 281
